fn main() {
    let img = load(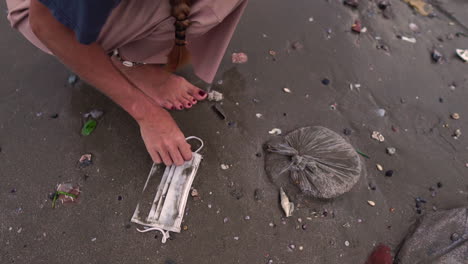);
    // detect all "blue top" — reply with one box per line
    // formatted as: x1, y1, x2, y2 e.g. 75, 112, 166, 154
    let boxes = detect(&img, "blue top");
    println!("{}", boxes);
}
39, 0, 121, 44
